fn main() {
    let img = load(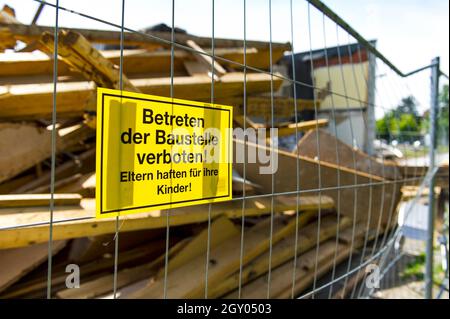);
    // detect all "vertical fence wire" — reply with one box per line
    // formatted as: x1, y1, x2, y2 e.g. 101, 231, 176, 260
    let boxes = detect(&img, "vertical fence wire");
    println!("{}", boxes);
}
237, 0, 248, 299
266, 0, 276, 299
112, 0, 126, 299
289, 0, 303, 299
356, 61, 400, 299
332, 23, 360, 298
46, 0, 59, 300
163, 0, 176, 299
320, 12, 343, 299
343, 36, 375, 299
348, 43, 381, 299
306, 3, 324, 298
204, 0, 215, 299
